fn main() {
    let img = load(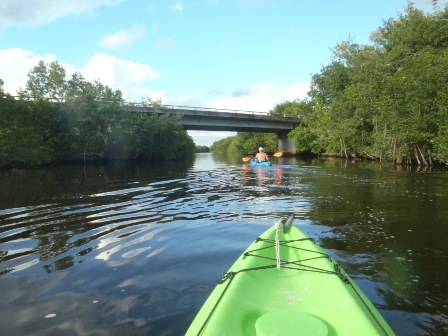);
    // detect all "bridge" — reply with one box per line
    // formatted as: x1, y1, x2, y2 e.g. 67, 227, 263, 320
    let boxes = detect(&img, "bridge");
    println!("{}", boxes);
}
122, 103, 300, 153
